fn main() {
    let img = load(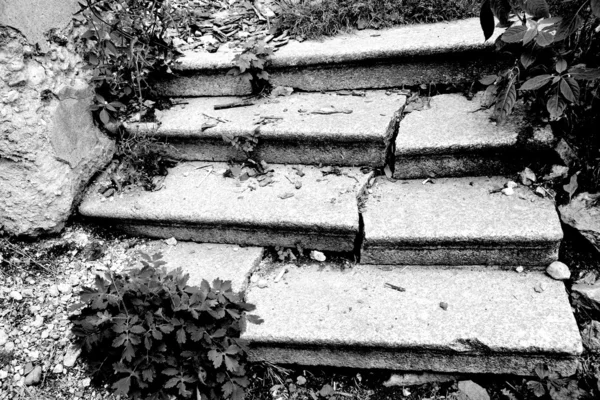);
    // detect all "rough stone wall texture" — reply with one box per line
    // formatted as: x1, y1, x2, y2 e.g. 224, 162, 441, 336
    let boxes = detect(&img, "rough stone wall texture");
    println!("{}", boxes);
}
0, 2, 115, 236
